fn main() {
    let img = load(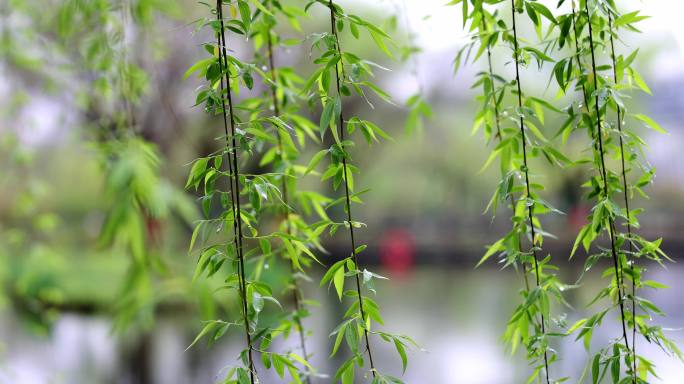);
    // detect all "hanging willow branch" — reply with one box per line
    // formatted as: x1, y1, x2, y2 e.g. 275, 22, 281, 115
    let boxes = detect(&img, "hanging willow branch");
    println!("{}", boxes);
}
509, 1, 551, 381
474, 0, 537, 361
216, 1, 256, 381
606, 9, 638, 378
554, 0, 682, 381
569, 3, 638, 381
479, 7, 537, 304
457, 1, 570, 381
302, 0, 418, 381
326, 0, 377, 376
570, 3, 589, 126
263, 3, 311, 382
583, 3, 632, 370
187, 2, 323, 381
